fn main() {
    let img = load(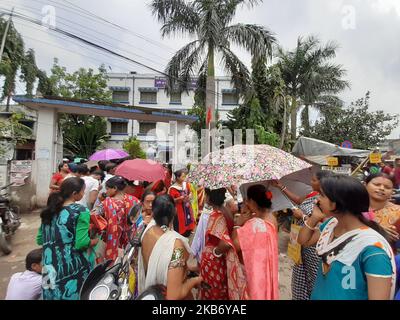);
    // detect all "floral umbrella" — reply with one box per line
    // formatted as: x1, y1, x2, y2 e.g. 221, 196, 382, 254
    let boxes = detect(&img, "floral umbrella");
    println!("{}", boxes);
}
188, 144, 312, 189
